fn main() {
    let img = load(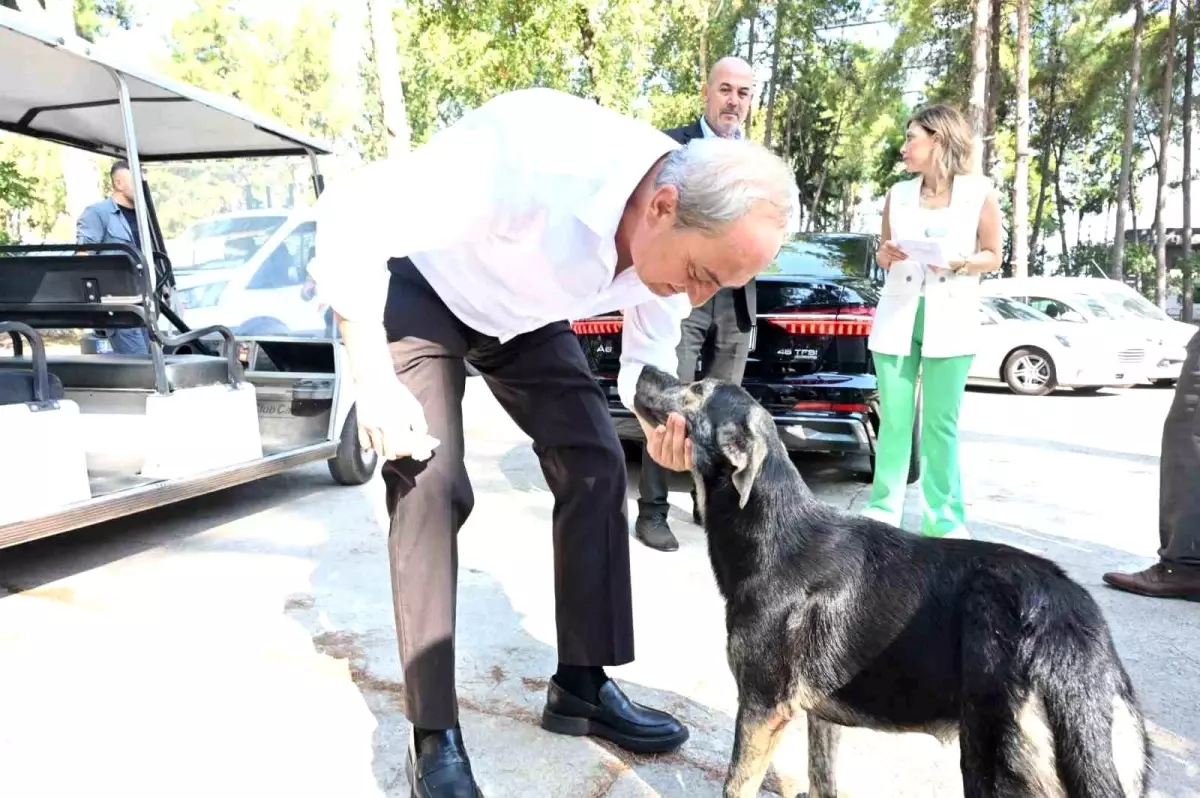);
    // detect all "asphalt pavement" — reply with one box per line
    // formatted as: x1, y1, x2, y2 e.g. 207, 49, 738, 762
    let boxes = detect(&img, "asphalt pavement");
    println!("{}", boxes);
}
0, 380, 1196, 797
